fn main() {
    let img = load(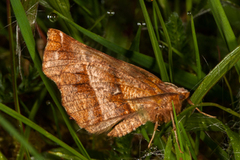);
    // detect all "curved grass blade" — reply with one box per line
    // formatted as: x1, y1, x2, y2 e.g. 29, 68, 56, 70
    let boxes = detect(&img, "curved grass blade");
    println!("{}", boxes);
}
208, 0, 240, 75
153, 1, 173, 82
164, 135, 173, 160
190, 13, 202, 156
179, 123, 197, 160
185, 113, 239, 159
224, 126, 240, 160
0, 113, 44, 160
172, 102, 184, 155
190, 14, 201, 81
129, 26, 142, 52
190, 46, 240, 104
200, 132, 229, 160
0, 151, 7, 160
7, 0, 24, 140
0, 103, 88, 160
18, 88, 48, 160
199, 102, 240, 118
